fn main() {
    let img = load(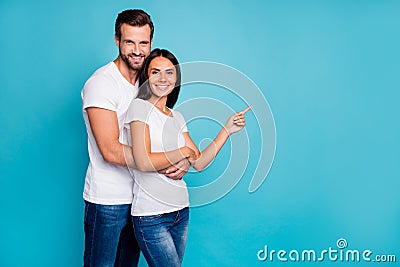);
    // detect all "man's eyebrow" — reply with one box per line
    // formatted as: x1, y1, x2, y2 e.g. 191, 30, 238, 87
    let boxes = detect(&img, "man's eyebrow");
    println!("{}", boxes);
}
123, 39, 150, 43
